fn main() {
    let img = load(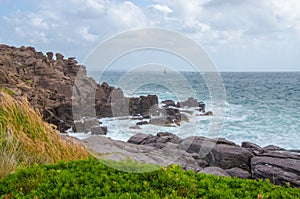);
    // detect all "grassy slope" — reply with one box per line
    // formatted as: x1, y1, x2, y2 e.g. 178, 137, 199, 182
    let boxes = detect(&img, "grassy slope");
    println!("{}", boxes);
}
1, 158, 300, 199
0, 92, 89, 178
